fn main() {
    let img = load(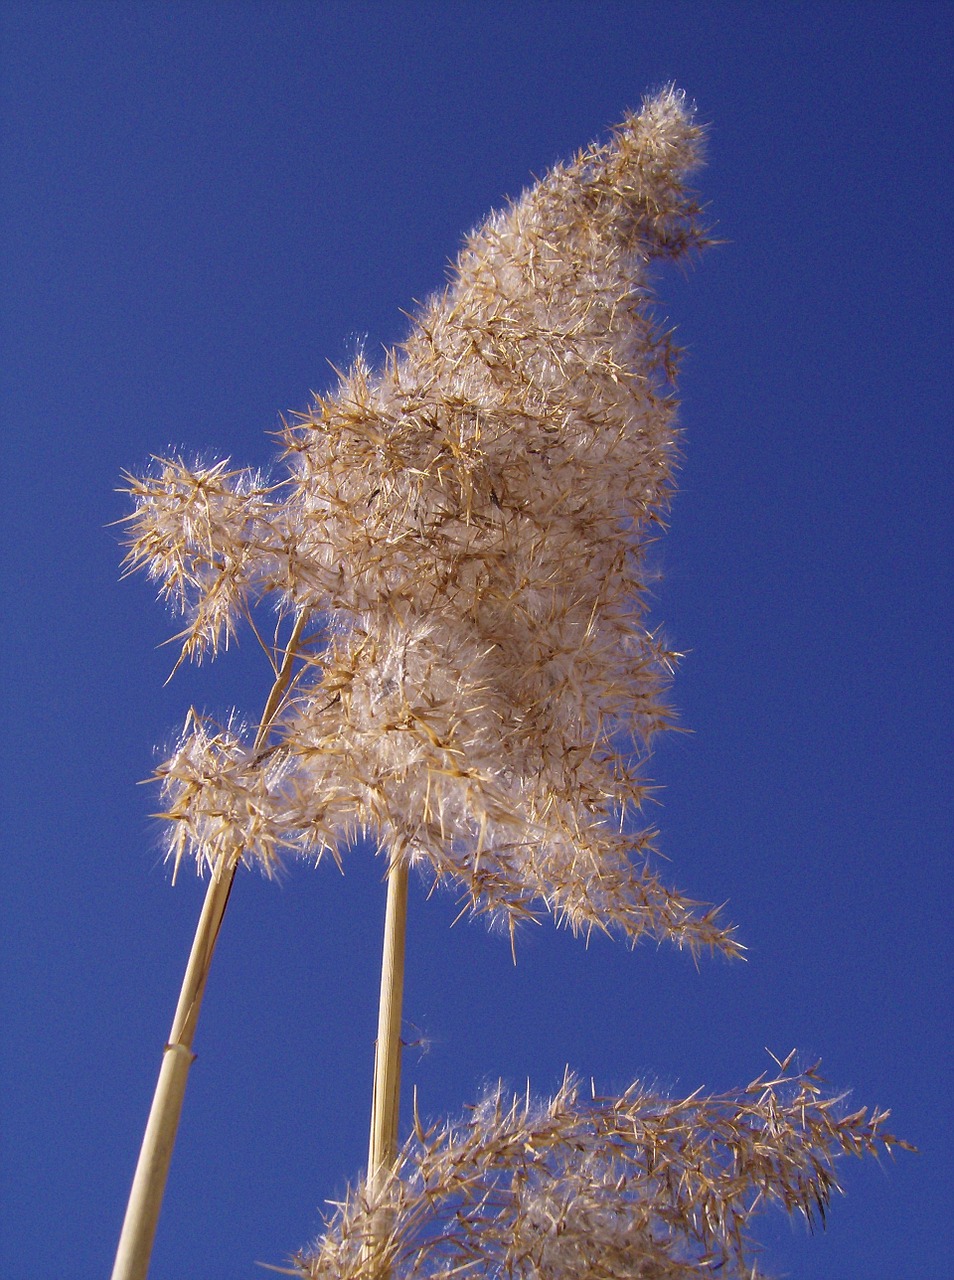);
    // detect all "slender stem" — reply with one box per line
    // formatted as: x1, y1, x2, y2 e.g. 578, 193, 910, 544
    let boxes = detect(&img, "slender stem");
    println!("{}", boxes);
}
111, 611, 308, 1280
253, 612, 309, 747
111, 864, 234, 1280
364, 853, 410, 1278
368, 856, 409, 1187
